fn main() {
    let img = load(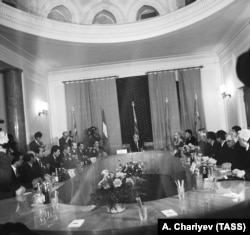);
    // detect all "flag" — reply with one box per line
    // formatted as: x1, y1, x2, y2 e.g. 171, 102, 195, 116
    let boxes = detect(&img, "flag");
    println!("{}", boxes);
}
71, 106, 77, 142
194, 94, 201, 136
101, 108, 110, 153
165, 98, 172, 150
132, 101, 139, 137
